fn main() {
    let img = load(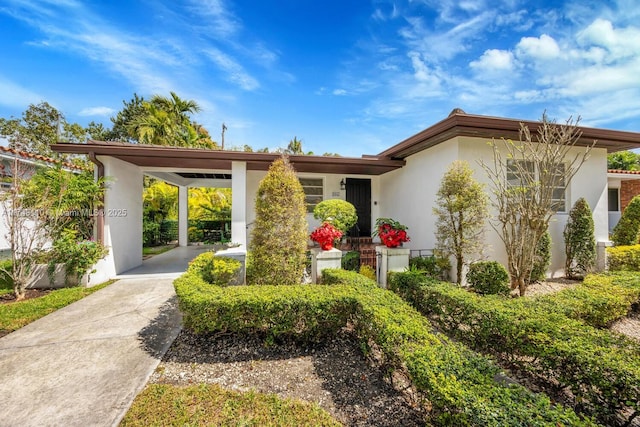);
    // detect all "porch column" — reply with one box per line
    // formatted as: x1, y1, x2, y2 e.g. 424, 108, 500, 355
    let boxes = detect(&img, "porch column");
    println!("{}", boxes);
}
178, 185, 188, 247
231, 161, 247, 248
